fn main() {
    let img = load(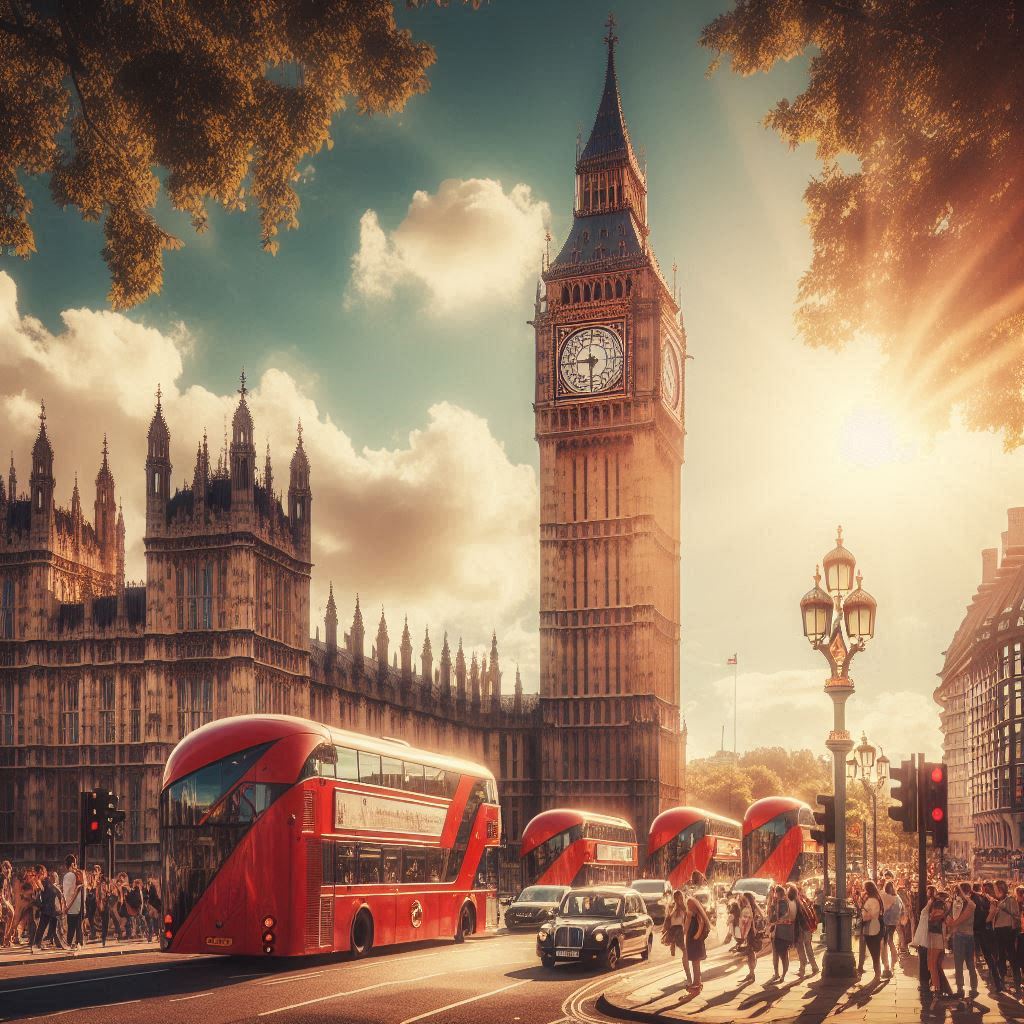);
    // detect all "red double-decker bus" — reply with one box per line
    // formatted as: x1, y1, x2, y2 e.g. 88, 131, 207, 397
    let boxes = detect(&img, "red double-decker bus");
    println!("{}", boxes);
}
160, 714, 501, 959
520, 809, 637, 887
742, 796, 821, 883
647, 807, 742, 889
